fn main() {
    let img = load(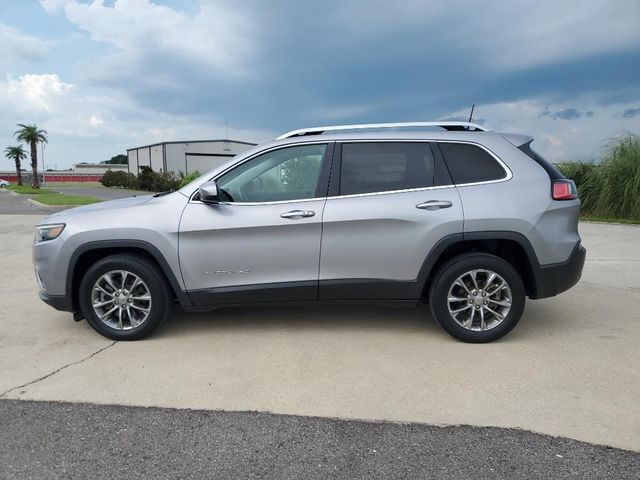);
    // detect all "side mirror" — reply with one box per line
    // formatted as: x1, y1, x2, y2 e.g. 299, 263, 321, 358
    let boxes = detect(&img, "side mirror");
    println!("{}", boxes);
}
199, 180, 220, 203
